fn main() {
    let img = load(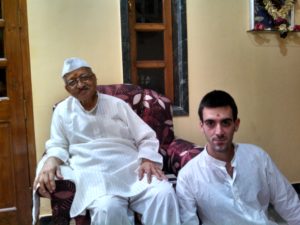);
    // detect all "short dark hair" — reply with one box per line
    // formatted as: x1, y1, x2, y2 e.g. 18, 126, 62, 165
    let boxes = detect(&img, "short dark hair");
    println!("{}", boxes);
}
198, 90, 238, 122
